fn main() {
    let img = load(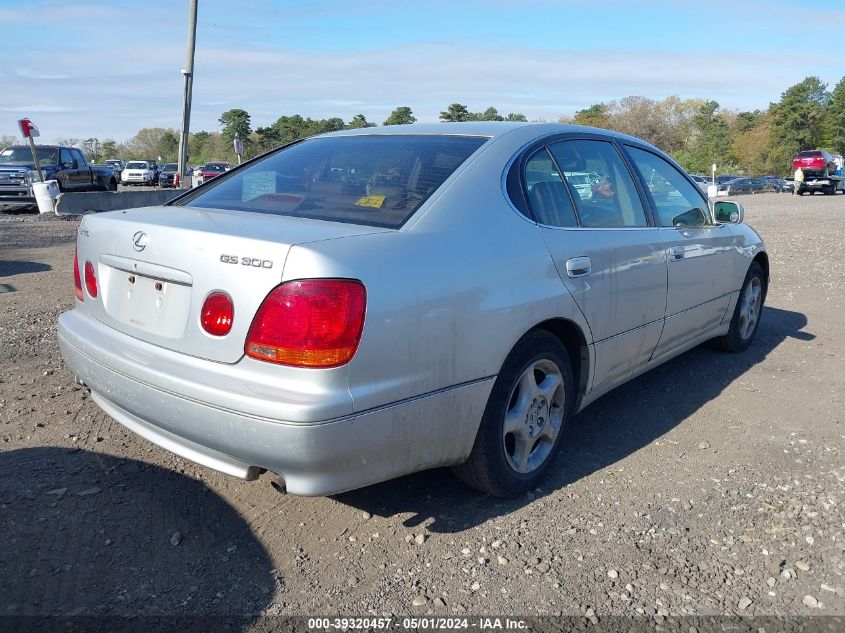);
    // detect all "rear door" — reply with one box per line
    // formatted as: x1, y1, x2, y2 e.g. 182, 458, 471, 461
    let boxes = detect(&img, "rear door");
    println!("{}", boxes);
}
624, 145, 734, 359
525, 136, 668, 392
